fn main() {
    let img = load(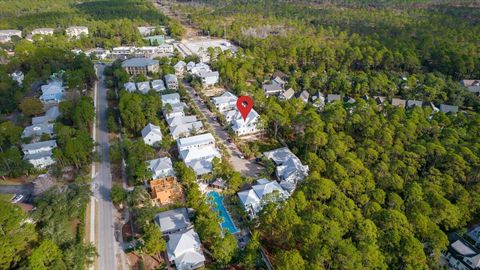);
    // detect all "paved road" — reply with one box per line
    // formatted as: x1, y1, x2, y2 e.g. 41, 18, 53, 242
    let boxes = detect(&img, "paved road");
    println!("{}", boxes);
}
0, 183, 33, 195
92, 64, 117, 270
184, 84, 263, 178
